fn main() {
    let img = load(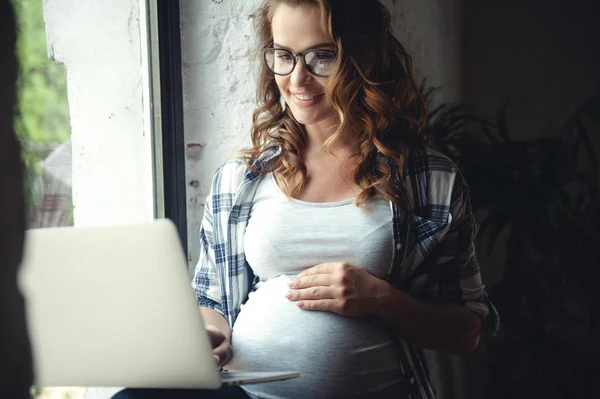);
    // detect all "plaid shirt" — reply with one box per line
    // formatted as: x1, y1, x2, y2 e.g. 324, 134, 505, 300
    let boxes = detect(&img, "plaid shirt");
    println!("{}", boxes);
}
193, 146, 499, 399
